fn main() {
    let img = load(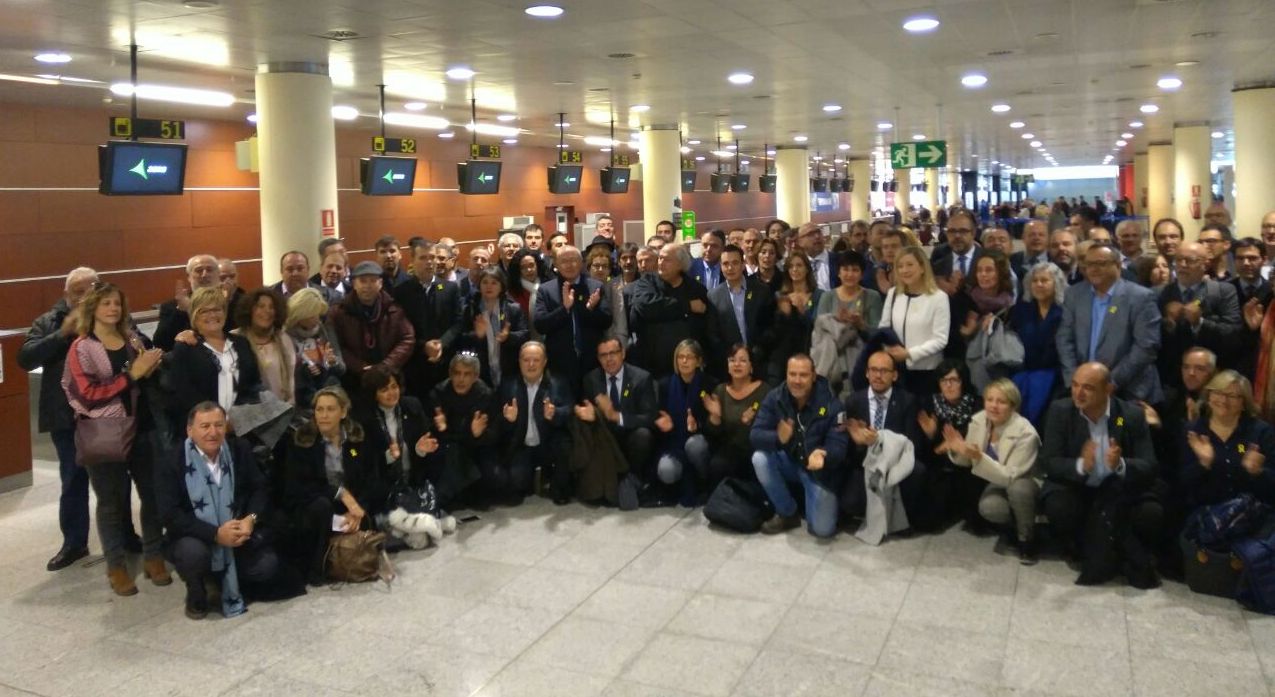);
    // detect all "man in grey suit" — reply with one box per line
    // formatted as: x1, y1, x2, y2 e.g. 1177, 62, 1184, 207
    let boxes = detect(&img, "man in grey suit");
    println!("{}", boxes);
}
706, 244, 775, 379
1057, 244, 1163, 405
1155, 241, 1242, 388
